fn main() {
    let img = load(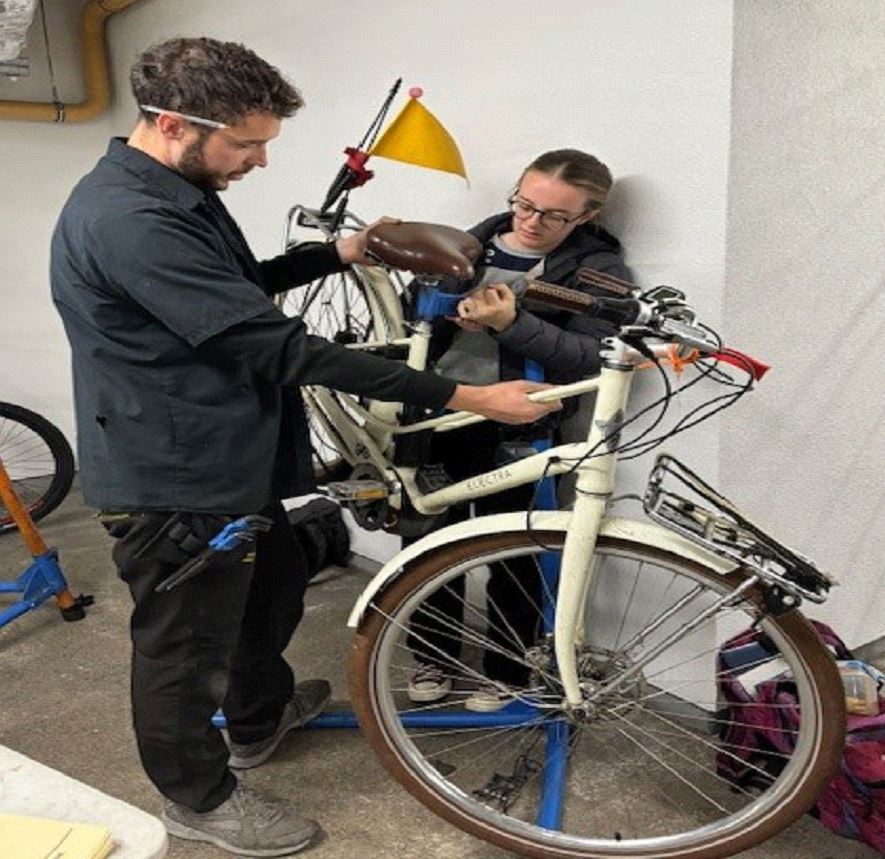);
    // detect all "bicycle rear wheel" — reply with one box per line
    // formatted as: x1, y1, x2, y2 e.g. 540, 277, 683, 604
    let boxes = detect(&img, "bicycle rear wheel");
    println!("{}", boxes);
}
279, 205, 407, 480
280, 264, 402, 347
350, 532, 844, 858
0, 402, 75, 534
